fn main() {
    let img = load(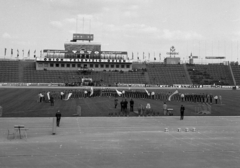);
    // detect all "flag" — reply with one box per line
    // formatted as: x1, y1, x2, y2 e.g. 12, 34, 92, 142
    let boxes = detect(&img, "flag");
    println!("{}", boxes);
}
11, 49, 13, 57
34, 50, 36, 58
47, 92, 50, 100
40, 50, 42, 57
168, 90, 179, 101
17, 50, 19, 57
28, 50, 30, 57
116, 89, 122, 96
65, 93, 72, 100
4, 48, 6, 56
154, 57, 156, 60
22, 50, 24, 57
90, 87, 94, 96
145, 88, 150, 96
